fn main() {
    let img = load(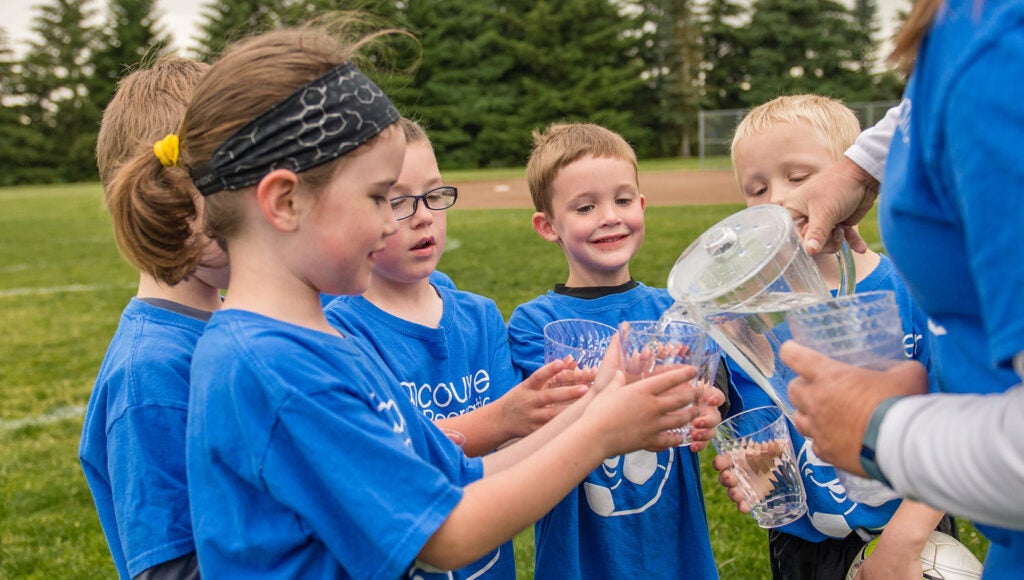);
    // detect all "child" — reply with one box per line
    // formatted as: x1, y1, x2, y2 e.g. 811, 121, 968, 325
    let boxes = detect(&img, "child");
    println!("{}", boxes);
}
507, 122, 723, 580
324, 118, 587, 579
719, 94, 955, 579
78, 56, 227, 579
125, 21, 699, 577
